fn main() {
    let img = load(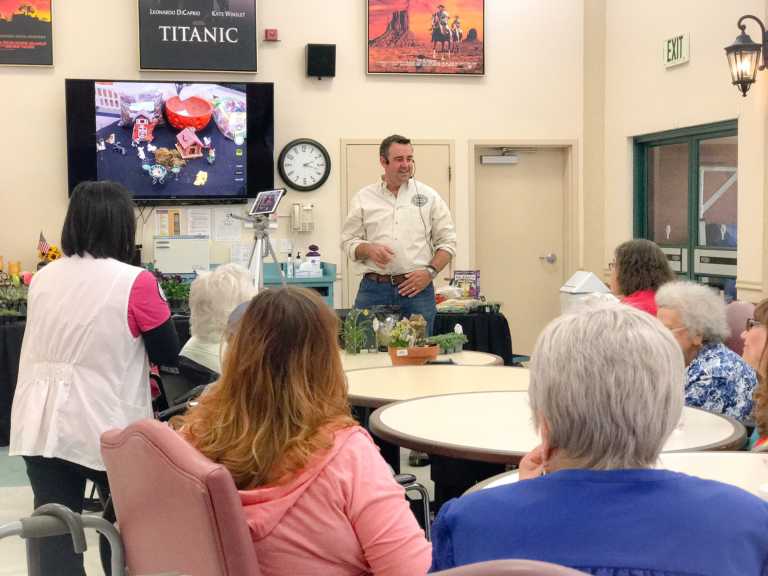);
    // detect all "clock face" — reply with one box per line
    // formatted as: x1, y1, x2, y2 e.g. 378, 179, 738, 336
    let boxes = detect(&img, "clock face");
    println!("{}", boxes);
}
278, 139, 331, 192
